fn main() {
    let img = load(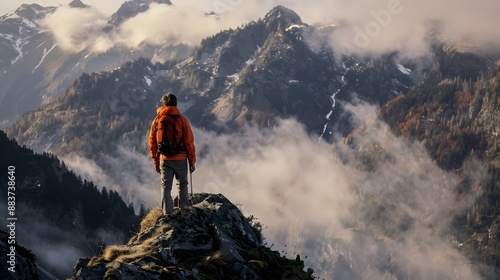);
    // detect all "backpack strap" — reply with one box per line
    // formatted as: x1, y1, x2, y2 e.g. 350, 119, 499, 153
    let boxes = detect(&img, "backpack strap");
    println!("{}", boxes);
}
173, 115, 185, 149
